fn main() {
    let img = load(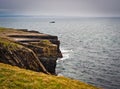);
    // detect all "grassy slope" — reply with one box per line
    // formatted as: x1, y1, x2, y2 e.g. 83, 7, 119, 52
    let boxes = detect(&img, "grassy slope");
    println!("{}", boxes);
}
0, 63, 101, 89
